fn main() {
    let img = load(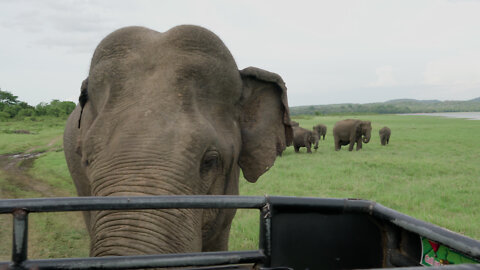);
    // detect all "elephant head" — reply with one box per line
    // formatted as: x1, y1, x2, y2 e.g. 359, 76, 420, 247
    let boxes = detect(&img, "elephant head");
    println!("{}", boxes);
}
63, 25, 293, 256
359, 121, 372, 143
